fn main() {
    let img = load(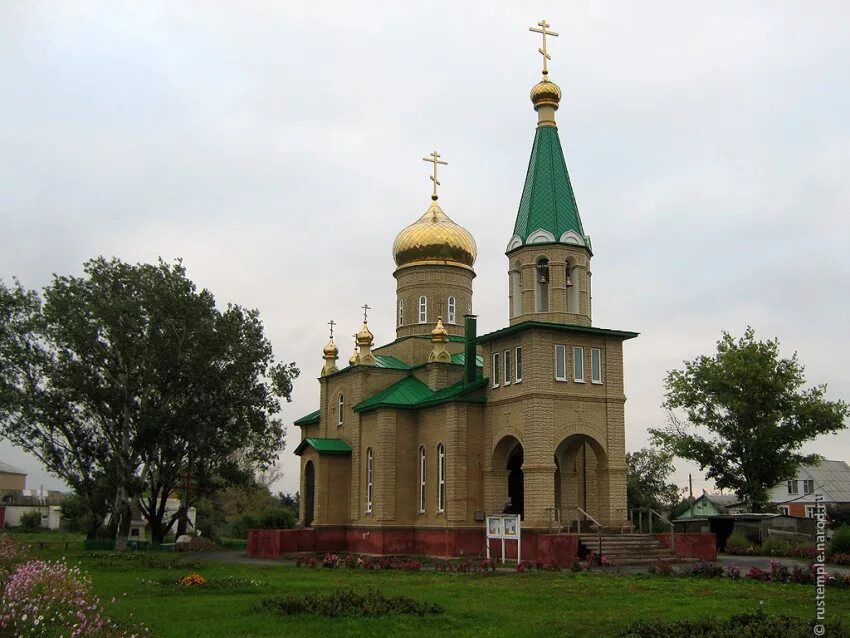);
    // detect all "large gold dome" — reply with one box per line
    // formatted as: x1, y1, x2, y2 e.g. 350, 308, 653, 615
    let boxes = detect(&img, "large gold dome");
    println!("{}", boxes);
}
393, 201, 477, 270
